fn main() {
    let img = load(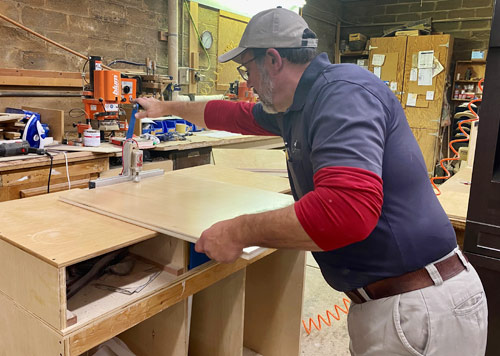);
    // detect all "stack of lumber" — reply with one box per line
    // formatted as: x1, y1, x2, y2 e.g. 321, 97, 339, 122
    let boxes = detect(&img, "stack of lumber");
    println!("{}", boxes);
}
0, 113, 25, 140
